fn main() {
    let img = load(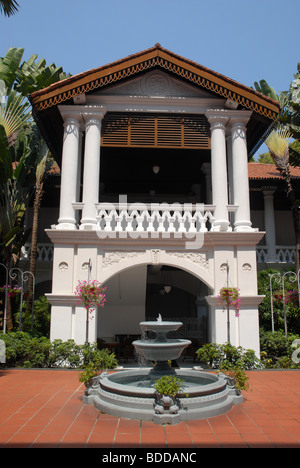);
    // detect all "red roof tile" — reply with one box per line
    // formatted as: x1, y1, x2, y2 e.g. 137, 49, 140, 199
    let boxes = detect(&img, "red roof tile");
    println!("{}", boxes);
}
248, 162, 300, 180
